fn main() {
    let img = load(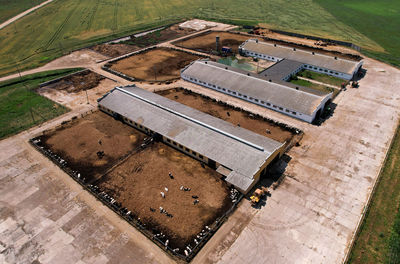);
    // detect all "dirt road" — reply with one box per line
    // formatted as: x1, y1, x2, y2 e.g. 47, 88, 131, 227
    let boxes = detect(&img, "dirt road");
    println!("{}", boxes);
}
0, 0, 54, 30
